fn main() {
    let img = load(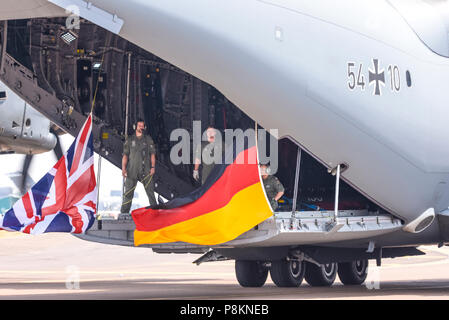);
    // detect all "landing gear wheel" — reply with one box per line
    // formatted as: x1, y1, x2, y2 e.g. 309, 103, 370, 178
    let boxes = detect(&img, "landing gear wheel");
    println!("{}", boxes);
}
337, 259, 369, 285
305, 262, 337, 287
270, 259, 306, 287
235, 260, 268, 287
